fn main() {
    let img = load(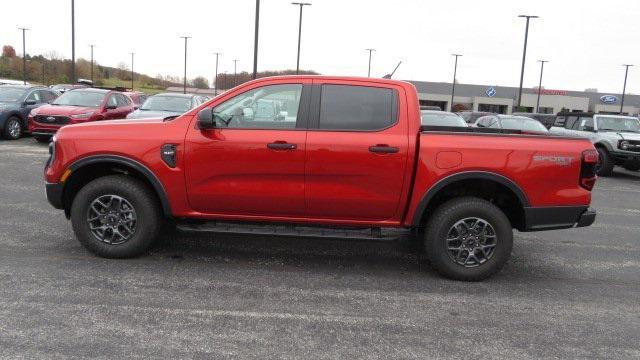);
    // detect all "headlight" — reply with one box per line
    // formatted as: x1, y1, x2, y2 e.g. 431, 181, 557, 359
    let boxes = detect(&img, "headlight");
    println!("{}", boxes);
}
620, 140, 630, 150
46, 137, 56, 167
70, 112, 94, 119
